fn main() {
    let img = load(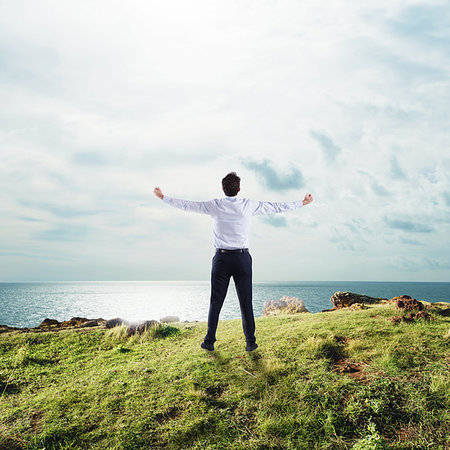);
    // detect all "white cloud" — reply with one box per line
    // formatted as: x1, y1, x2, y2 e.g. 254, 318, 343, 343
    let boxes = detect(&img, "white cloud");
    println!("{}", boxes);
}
0, 0, 449, 281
